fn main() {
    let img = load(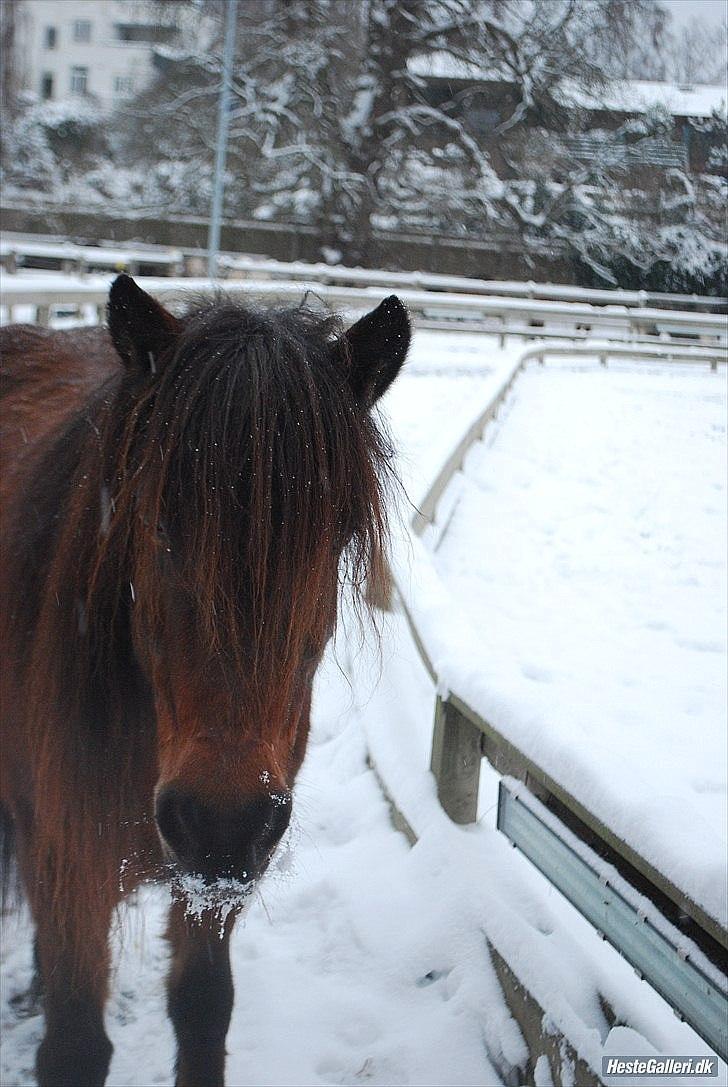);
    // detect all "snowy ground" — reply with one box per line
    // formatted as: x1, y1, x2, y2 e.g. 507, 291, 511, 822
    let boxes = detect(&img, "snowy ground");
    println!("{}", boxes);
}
1, 329, 725, 1085
426, 358, 727, 927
